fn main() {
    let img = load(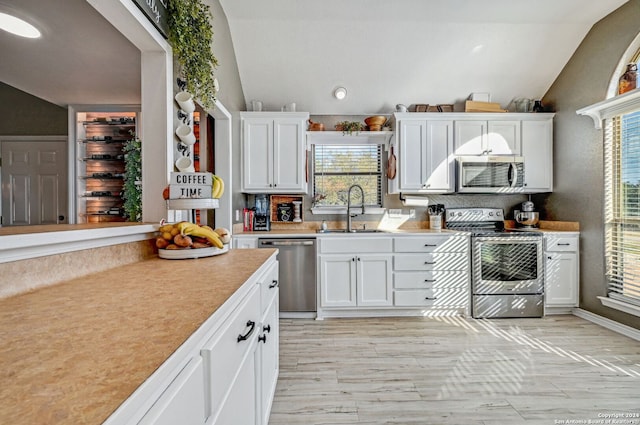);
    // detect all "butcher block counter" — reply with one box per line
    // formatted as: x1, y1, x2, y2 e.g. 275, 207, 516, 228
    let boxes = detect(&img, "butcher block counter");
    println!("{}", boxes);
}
0, 248, 277, 425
